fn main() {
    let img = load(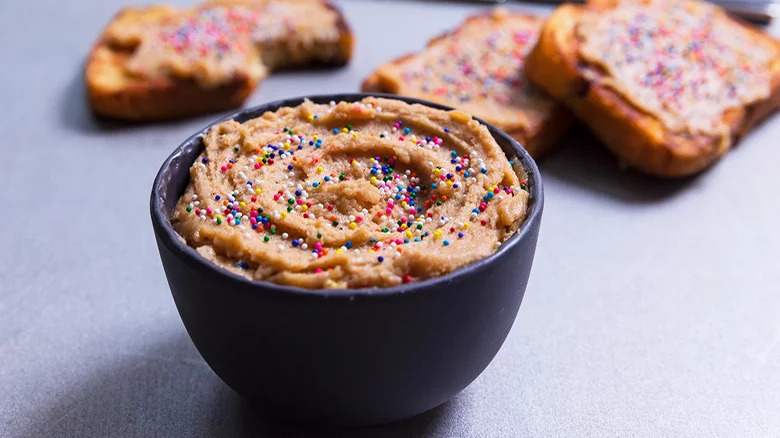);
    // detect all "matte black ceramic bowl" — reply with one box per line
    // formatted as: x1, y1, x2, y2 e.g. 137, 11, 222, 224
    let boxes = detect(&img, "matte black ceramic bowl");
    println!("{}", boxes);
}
150, 93, 544, 426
